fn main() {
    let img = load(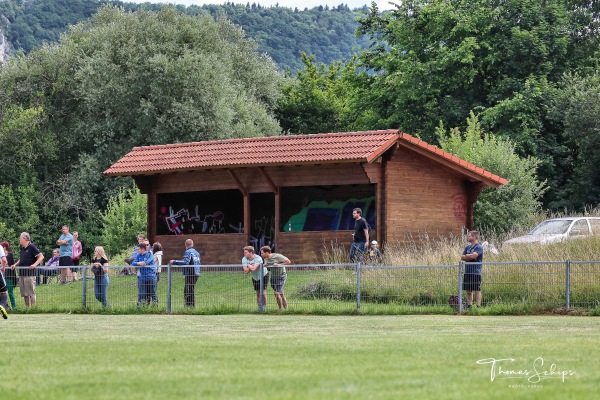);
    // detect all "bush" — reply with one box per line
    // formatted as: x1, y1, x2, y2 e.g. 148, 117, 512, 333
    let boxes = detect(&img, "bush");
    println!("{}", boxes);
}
100, 187, 147, 256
